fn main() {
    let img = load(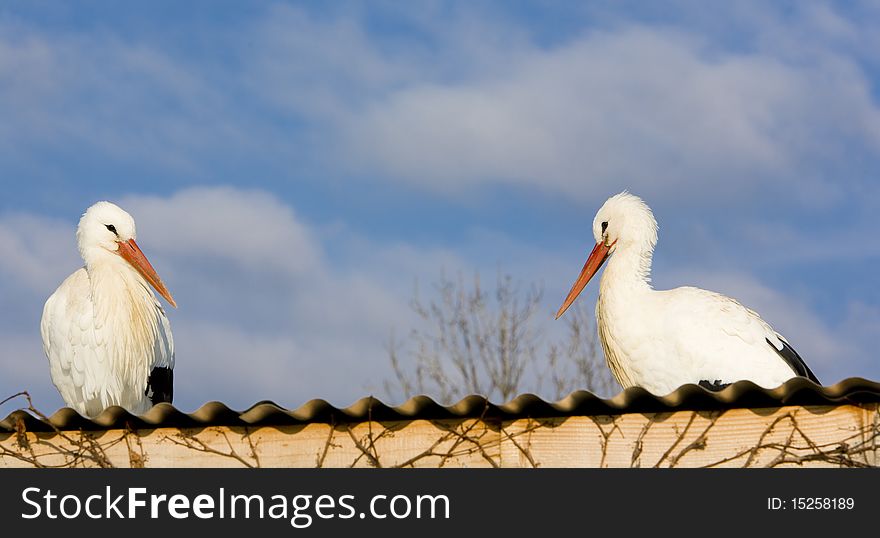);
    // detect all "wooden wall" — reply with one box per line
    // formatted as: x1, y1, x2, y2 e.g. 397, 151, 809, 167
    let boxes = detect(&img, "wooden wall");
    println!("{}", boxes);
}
2, 404, 877, 467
